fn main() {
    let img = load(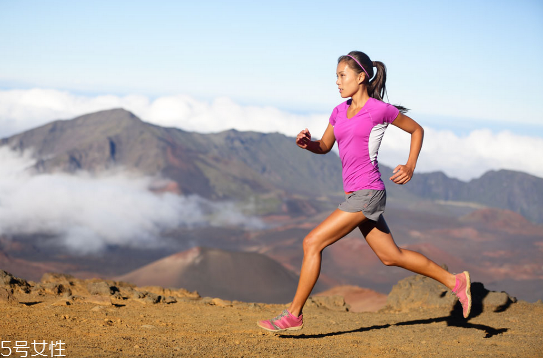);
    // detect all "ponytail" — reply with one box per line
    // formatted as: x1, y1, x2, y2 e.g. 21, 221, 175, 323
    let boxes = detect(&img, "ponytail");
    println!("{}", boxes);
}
368, 61, 386, 101
370, 61, 408, 114
338, 52, 409, 114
